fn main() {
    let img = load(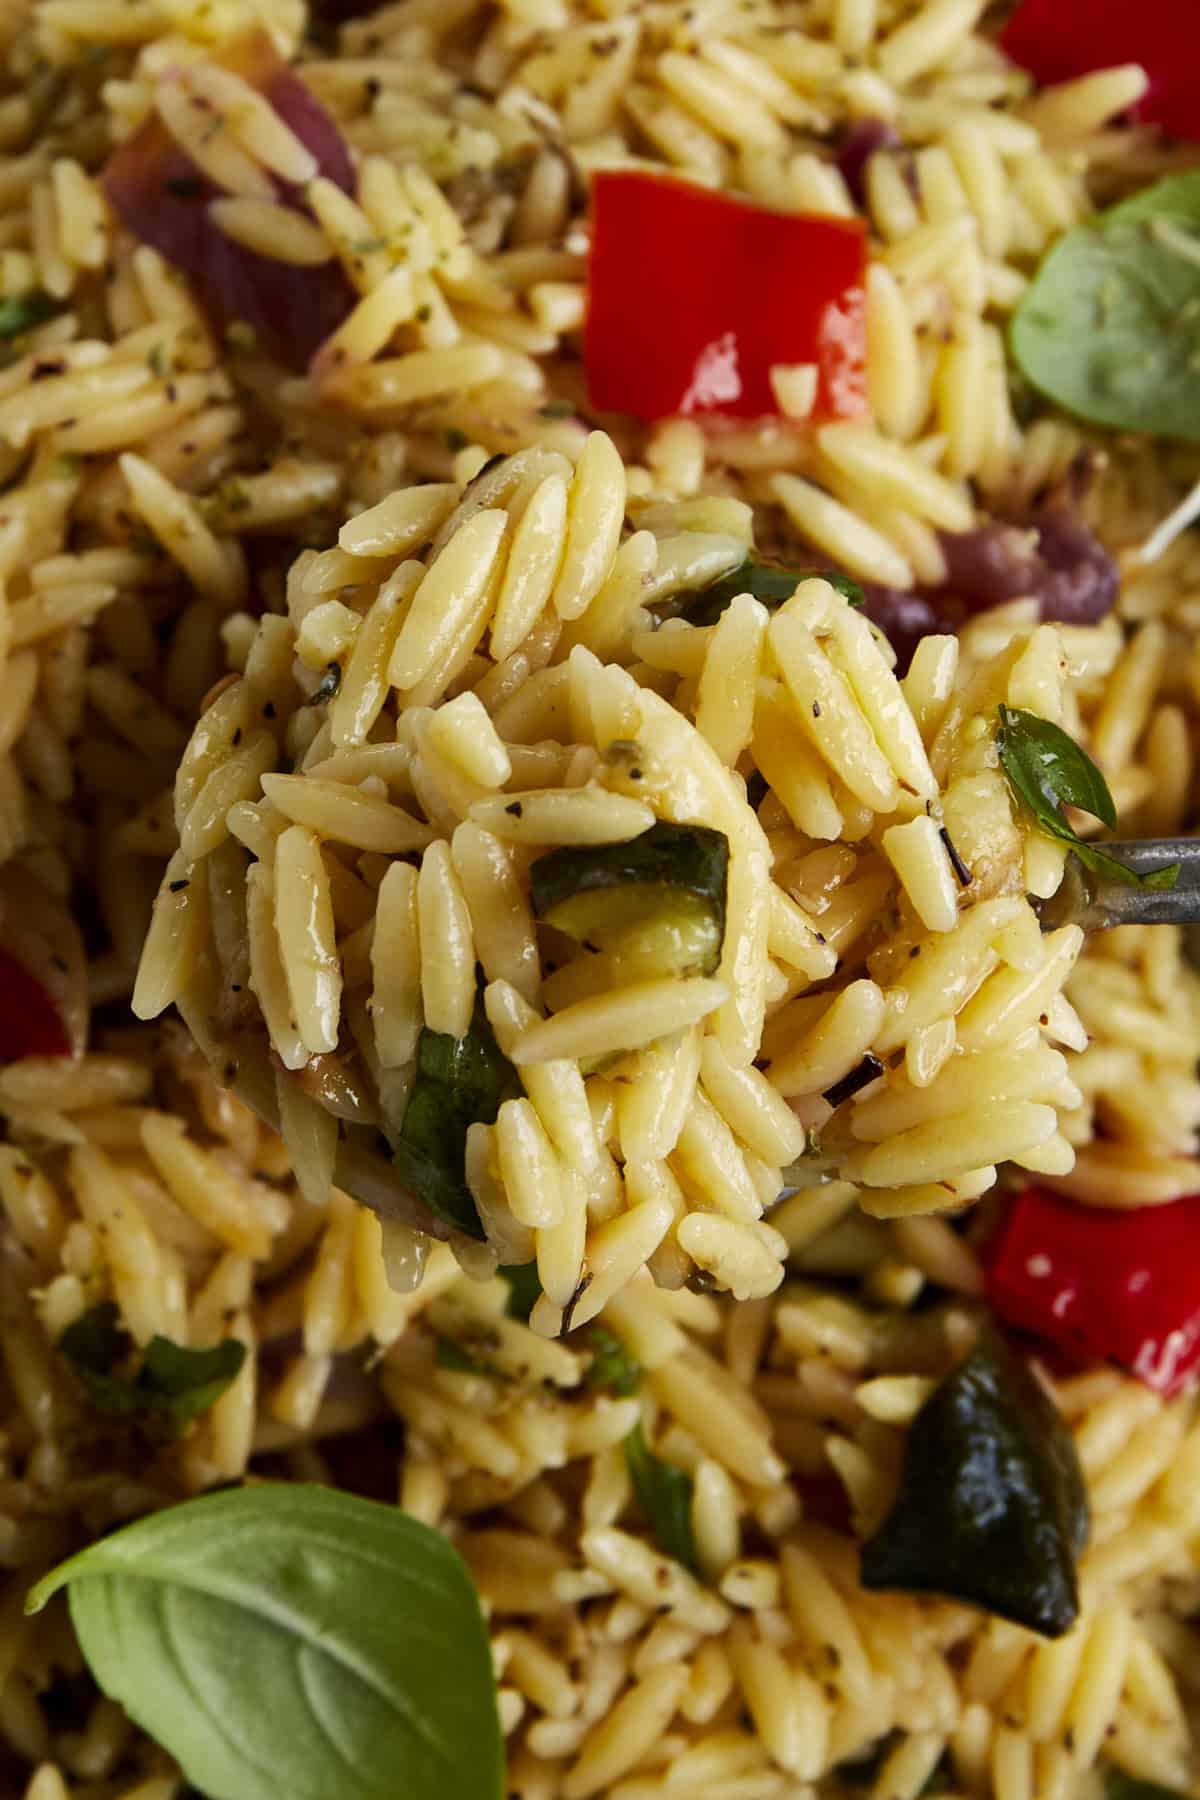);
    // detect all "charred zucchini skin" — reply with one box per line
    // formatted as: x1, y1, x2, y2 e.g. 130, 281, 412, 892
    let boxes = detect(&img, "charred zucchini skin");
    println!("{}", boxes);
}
393, 1000, 522, 1239
859, 1330, 1089, 1637
529, 822, 729, 978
